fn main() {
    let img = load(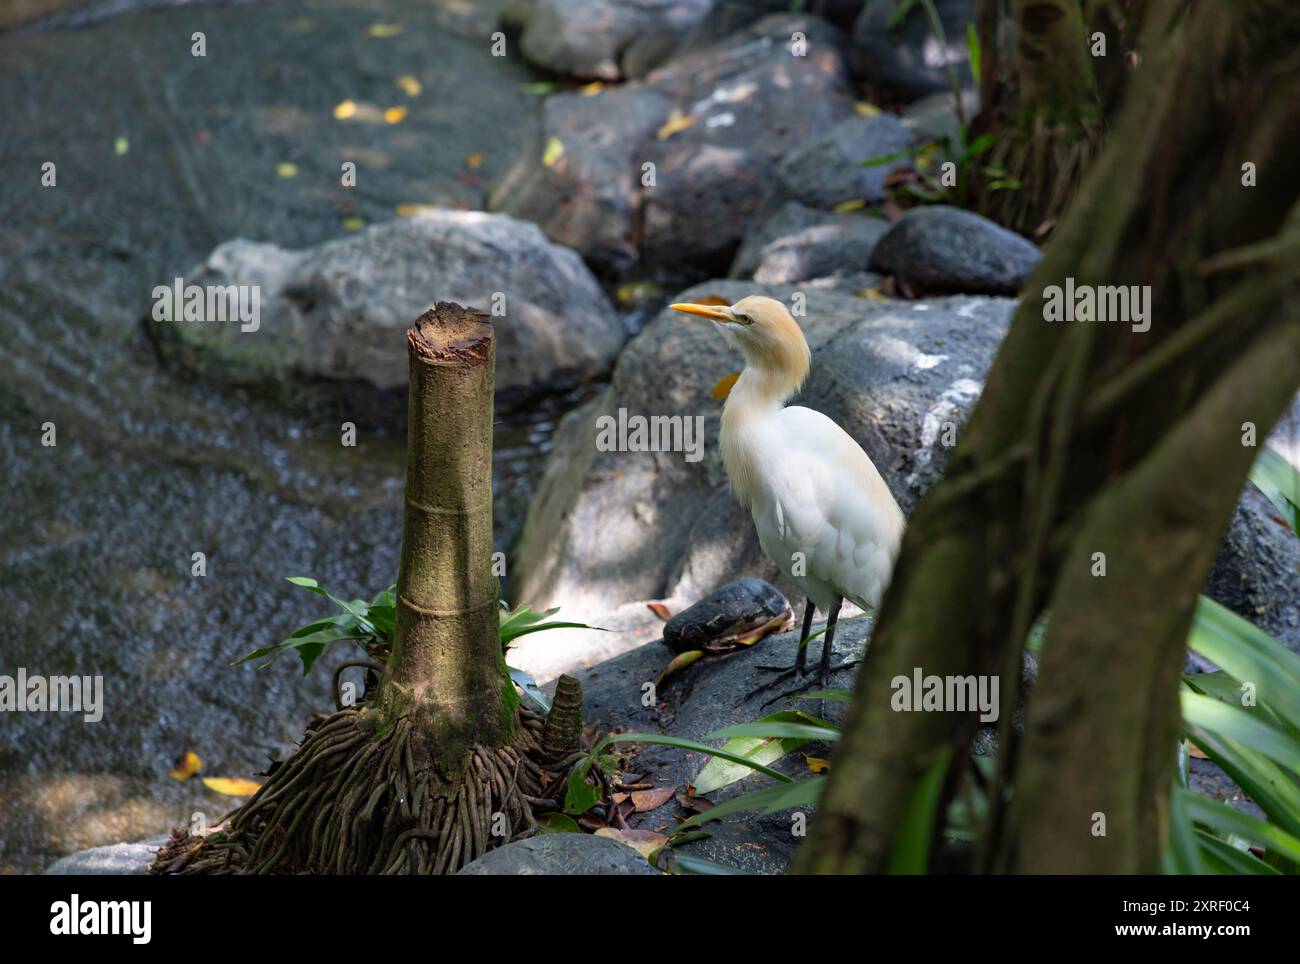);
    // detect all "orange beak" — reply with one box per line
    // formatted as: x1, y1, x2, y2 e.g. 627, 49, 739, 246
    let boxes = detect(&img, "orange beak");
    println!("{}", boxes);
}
670, 302, 739, 323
